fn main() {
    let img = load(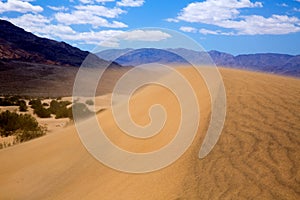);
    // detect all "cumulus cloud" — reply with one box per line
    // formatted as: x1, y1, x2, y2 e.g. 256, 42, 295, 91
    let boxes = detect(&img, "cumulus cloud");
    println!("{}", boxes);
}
2, 14, 75, 39
177, 0, 262, 23
165, 18, 179, 23
179, 26, 197, 33
100, 30, 171, 47
199, 28, 220, 35
79, 0, 115, 3
74, 5, 125, 18
0, 0, 43, 14
55, 5, 127, 28
117, 0, 144, 7
55, 12, 127, 28
3, 13, 170, 47
47, 6, 69, 11
174, 0, 300, 35
49, 29, 171, 47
